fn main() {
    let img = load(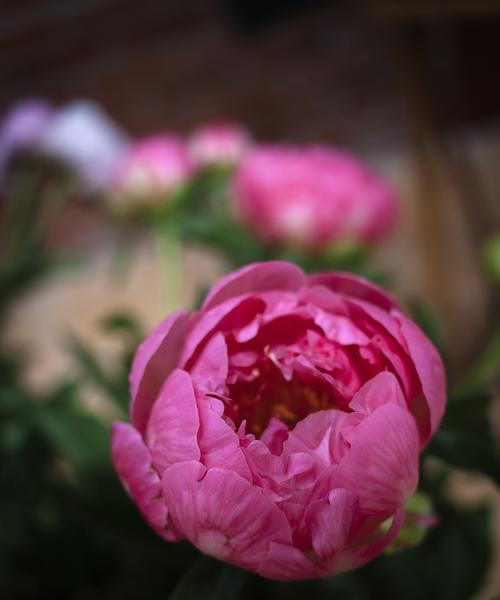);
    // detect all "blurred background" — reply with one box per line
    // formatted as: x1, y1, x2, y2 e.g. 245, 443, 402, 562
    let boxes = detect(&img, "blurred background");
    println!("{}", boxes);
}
1, 1, 500, 599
